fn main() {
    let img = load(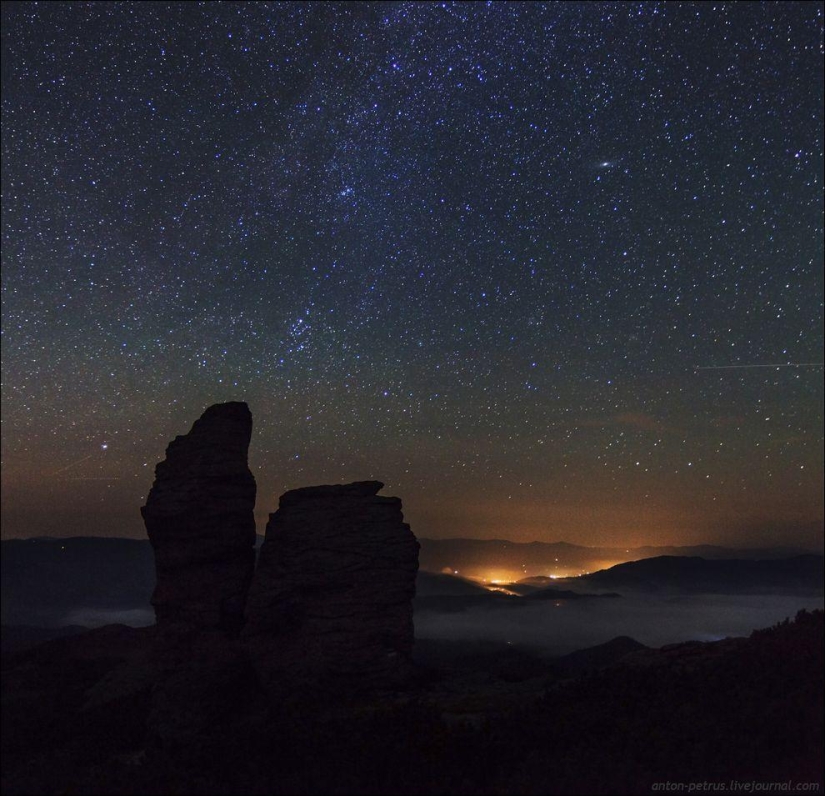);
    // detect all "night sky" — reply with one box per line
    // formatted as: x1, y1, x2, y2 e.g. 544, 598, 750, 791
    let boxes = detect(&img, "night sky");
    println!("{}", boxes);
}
2, 2, 822, 549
